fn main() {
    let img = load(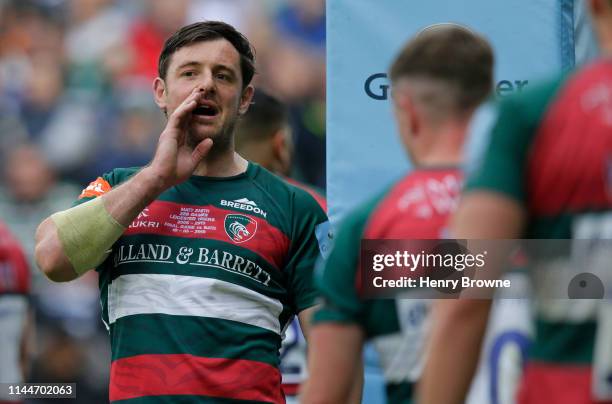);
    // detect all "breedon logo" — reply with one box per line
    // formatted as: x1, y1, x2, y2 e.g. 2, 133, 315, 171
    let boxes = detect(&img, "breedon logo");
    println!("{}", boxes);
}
224, 214, 257, 243
220, 198, 268, 218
